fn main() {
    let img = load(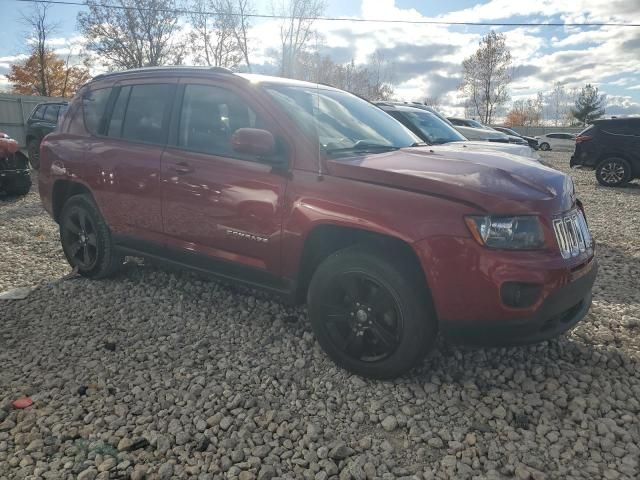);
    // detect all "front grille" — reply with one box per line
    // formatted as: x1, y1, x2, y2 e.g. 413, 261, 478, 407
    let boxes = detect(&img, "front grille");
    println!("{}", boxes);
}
552, 210, 593, 259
